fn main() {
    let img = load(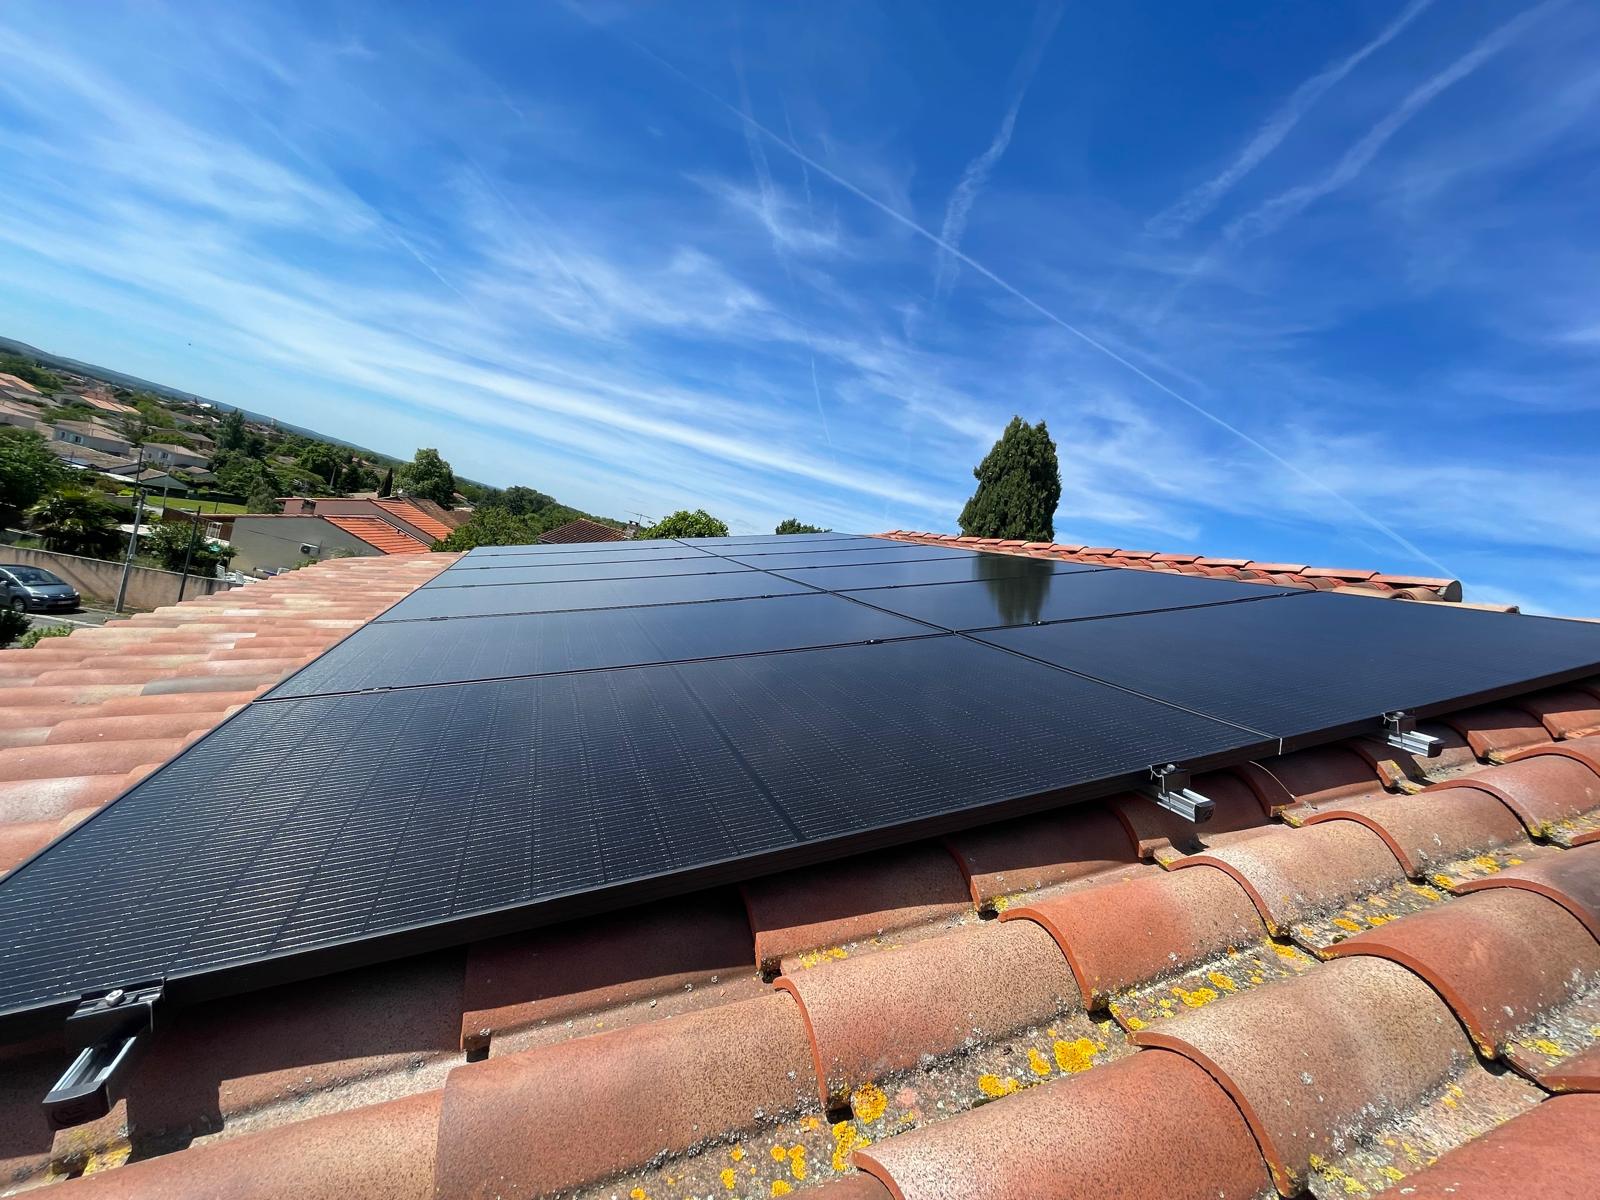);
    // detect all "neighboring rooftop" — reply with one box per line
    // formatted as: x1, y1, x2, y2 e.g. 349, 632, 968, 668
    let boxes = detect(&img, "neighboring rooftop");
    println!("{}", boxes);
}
322, 514, 431, 555
884, 530, 1475, 605
0, 541, 1597, 1199
536, 516, 626, 544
